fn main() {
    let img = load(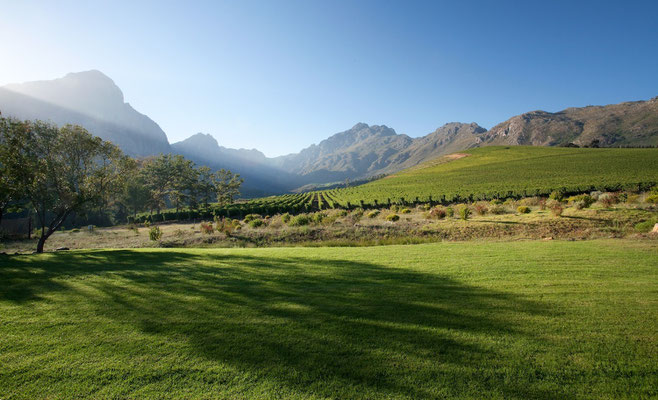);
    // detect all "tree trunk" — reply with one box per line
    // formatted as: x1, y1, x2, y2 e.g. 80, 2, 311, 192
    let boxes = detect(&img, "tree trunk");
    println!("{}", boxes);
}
36, 234, 47, 253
